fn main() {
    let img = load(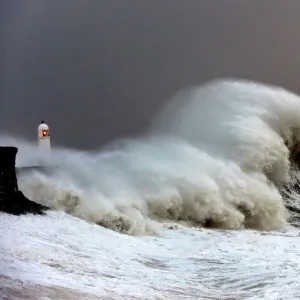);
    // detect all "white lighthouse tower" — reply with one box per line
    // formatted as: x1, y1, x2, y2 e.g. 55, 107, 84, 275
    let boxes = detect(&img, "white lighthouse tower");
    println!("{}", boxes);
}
37, 121, 51, 151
